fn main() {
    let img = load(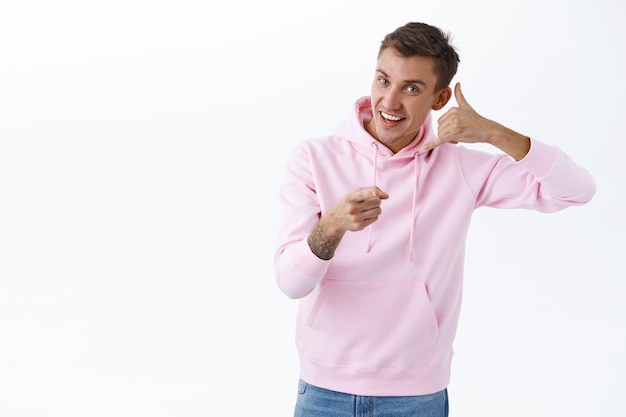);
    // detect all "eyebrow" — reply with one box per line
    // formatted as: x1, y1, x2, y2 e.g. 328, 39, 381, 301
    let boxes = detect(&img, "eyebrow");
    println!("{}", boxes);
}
377, 68, 427, 86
